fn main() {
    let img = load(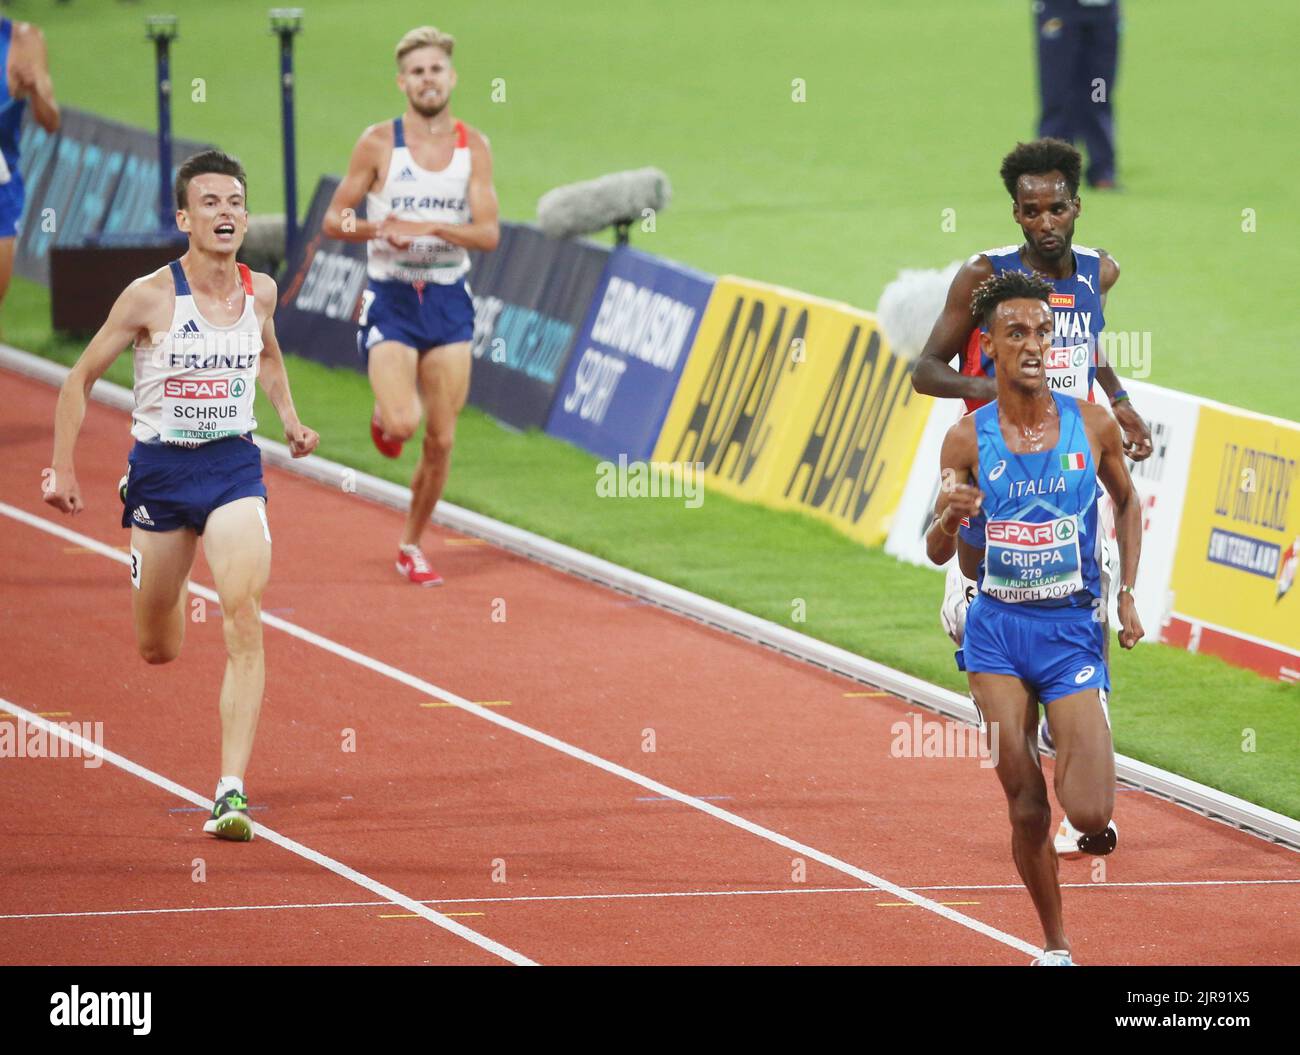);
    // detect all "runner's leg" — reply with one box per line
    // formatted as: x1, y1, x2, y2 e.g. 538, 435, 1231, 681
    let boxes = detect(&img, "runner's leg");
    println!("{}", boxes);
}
368, 340, 422, 444
130, 525, 197, 664
202, 496, 272, 780
402, 341, 471, 548
970, 671, 1068, 952
1044, 687, 1115, 837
